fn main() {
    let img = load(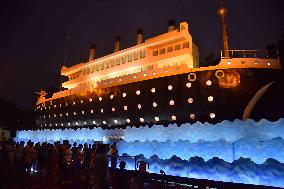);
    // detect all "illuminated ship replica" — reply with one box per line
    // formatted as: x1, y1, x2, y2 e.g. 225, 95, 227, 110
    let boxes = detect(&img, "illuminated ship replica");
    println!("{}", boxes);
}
35, 5, 282, 129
